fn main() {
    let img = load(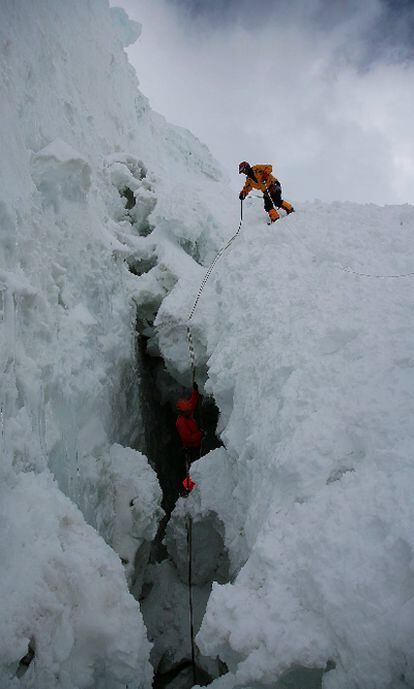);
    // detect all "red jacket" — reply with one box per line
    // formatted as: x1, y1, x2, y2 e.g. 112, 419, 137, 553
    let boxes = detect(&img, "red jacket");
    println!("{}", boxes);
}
176, 389, 202, 448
